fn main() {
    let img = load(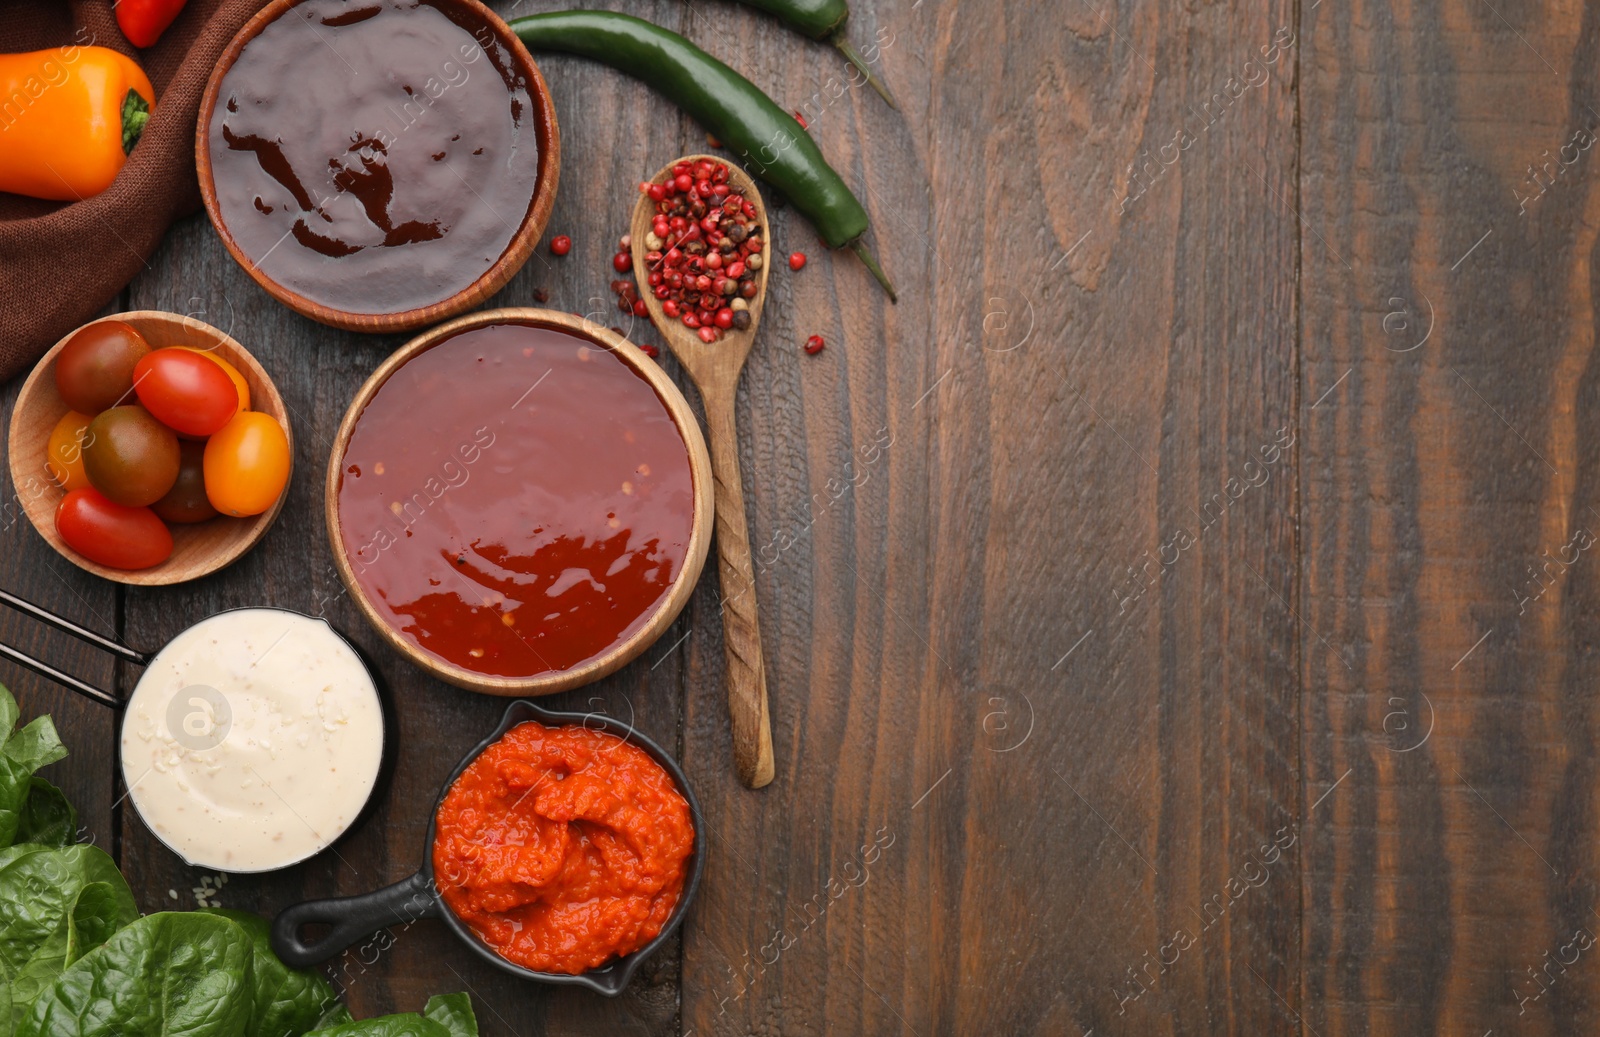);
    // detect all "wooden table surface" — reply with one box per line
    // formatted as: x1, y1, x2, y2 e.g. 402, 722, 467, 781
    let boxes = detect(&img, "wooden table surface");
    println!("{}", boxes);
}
3, 0, 1596, 1033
